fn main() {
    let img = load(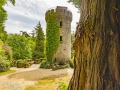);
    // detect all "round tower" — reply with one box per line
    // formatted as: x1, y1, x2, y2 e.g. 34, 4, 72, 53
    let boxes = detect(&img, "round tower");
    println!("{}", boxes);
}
45, 6, 72, 64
